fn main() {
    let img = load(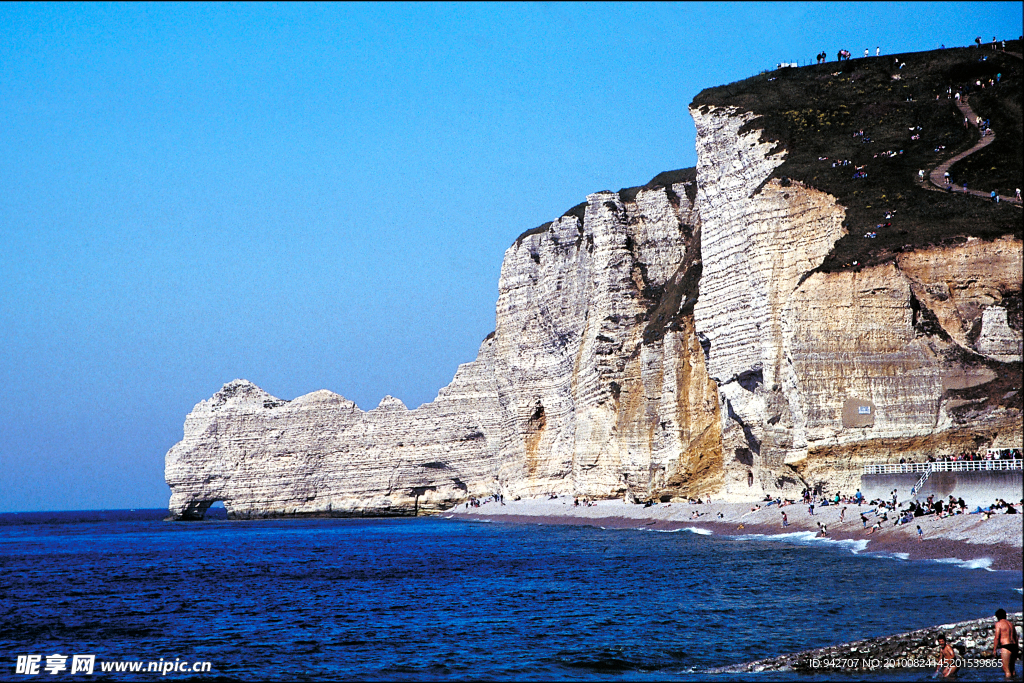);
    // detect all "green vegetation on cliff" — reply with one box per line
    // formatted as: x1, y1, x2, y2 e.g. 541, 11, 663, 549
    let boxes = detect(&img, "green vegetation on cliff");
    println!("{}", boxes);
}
691, 42, 1022, 274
